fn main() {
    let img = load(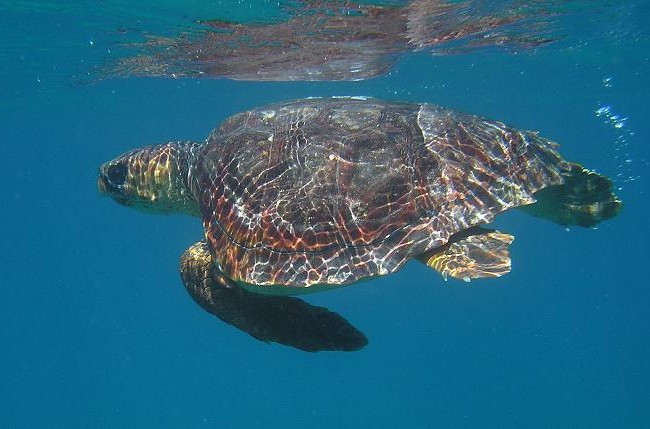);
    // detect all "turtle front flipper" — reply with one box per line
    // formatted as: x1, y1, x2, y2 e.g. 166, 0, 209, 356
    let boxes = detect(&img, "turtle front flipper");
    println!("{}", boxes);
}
519, 164, 622, 228
179, 241, 368, 352
418, 228, 514, 281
